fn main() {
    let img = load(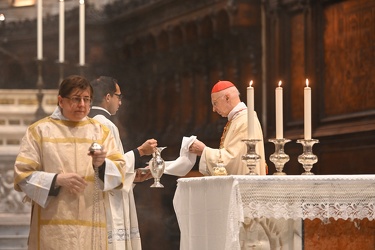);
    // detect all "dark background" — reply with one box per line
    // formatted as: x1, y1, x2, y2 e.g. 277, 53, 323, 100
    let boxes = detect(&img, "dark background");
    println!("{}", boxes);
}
0, 0, 374, 249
